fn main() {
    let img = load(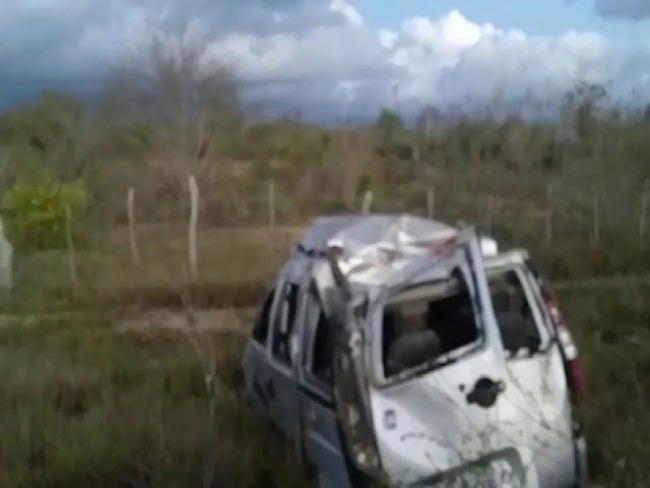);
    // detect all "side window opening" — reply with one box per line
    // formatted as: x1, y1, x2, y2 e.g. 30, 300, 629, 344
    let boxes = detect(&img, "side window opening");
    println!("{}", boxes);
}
303, 287, 334, 387
487, 268, 543, 358
521, 257, 557, 331
382, 271, 479, 379
271, 282, 299, 365
252, 287, 276, 344
311, 309, 334, 386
